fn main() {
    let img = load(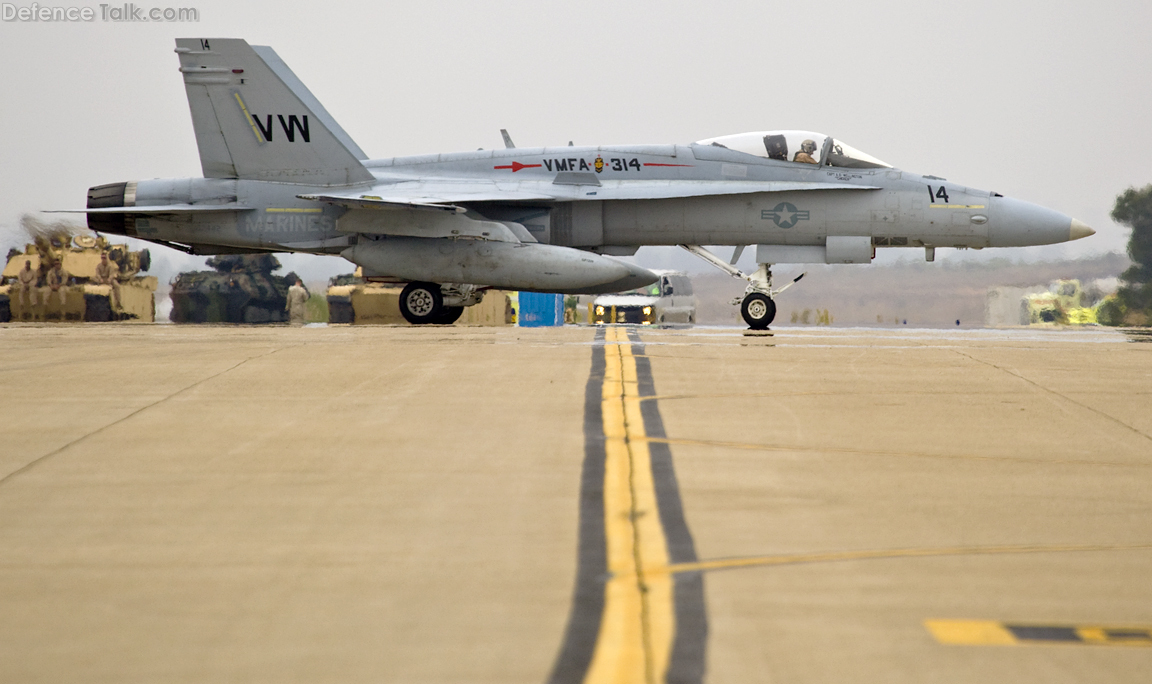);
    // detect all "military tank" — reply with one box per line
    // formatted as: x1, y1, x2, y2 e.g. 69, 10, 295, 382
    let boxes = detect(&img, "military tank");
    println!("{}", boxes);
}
169, 254, 302, 323
325, 272, 363, 324
0, 233, 156, 322
1023, 279, 1098, 326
